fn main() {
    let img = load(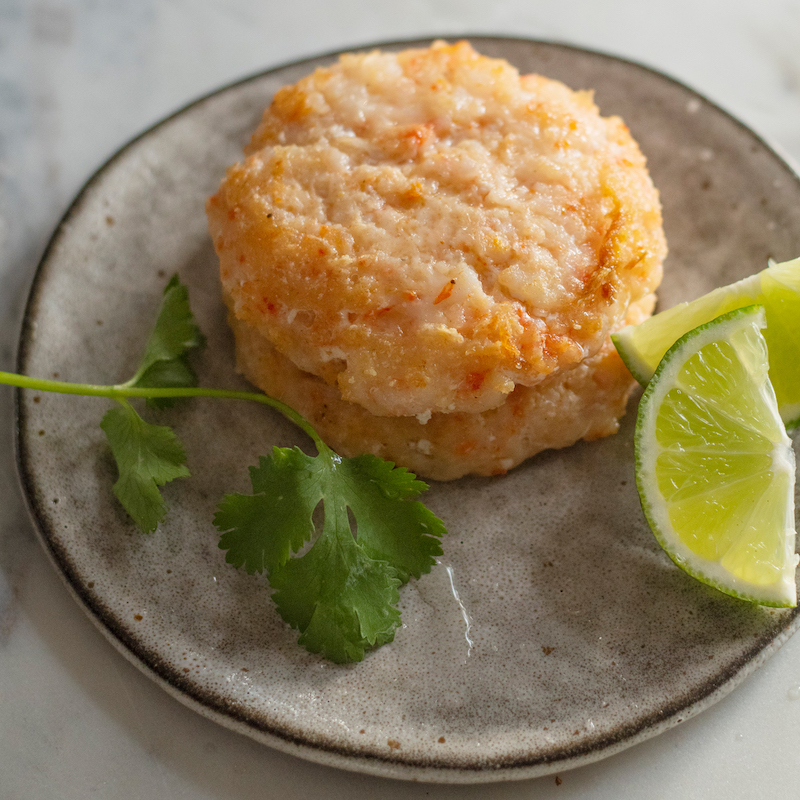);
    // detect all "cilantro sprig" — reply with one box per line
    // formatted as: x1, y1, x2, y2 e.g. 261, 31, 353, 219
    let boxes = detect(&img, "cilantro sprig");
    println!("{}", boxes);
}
2, 275, 447, 662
